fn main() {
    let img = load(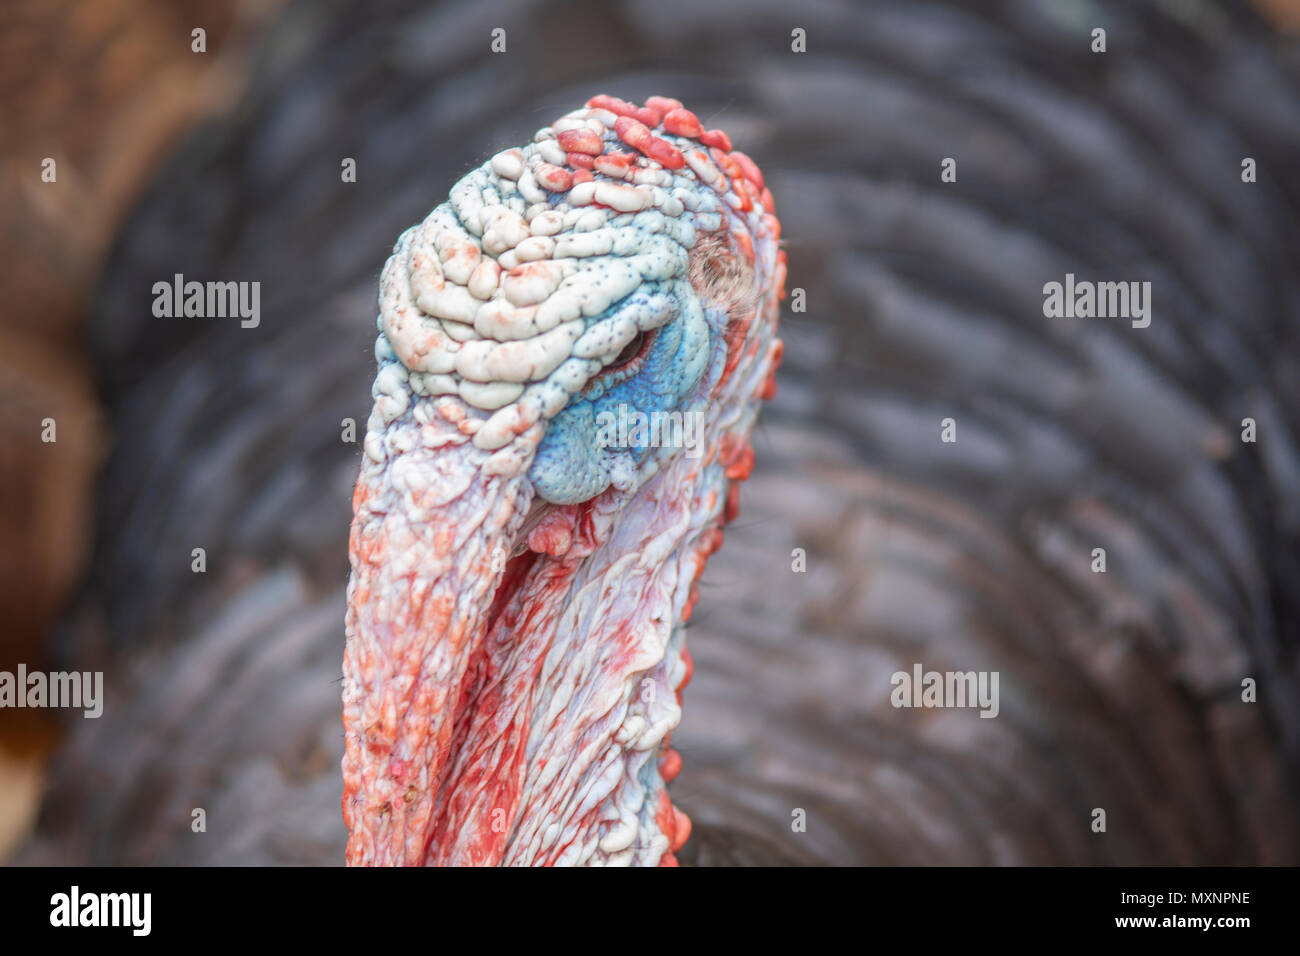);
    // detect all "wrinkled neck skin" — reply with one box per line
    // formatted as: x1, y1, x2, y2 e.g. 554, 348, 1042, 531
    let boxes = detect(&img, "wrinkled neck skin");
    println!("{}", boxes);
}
343, 324, 770, 865
342, 95, 783, 866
